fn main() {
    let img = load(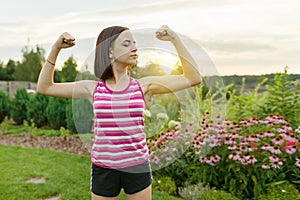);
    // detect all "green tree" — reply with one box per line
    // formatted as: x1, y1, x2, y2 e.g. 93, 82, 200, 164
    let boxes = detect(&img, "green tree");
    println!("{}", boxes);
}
60, 56, 77, 82
11, 88, 31, 124
26, 93, 49, 127
13, 46, 45, 82
0, 59, 17, 81
46, 97, 67, 129
131, 62, 167, 79
0, 90, 10, 123
68, 98, 93, 133
4, 59, 17, 80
